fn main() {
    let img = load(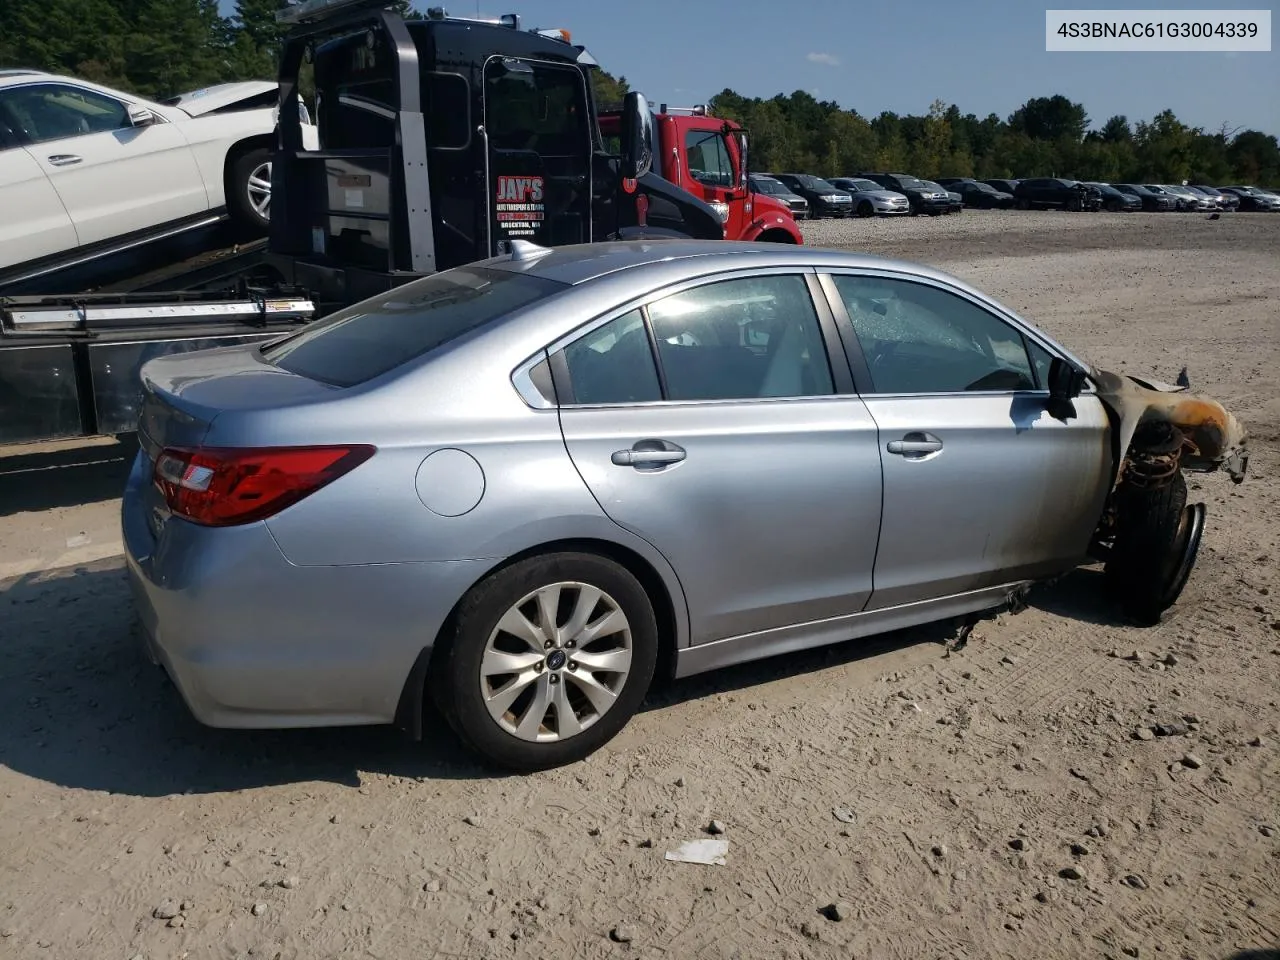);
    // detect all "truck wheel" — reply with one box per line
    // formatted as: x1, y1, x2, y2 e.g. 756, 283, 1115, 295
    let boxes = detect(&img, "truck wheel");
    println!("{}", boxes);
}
1017, 198, 1031, 210
227, 146, 273, 233
856, 201, 874, 218
1104, 471, 1204, 625
431, 552, 659, 771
